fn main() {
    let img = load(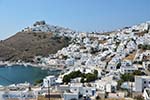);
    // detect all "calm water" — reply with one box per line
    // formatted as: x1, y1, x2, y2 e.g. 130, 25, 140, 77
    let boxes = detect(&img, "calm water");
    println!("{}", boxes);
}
0, 65, 61, 86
